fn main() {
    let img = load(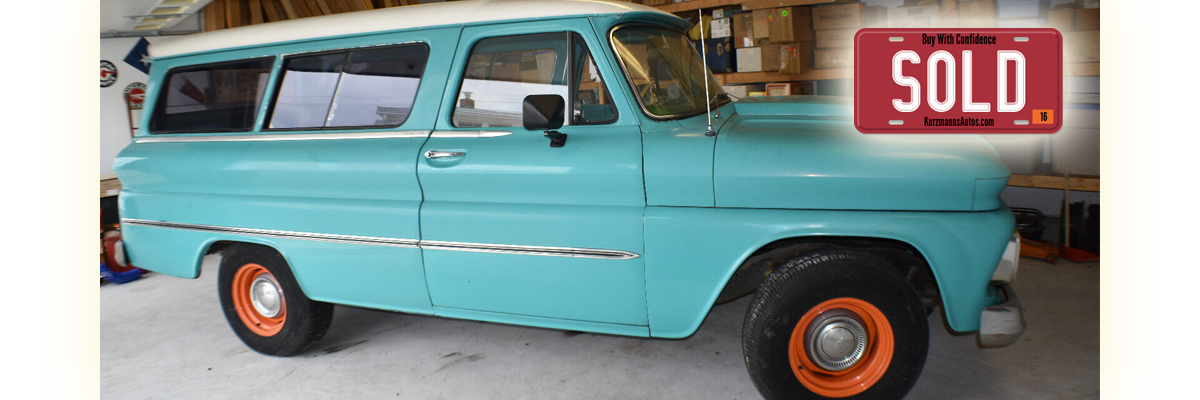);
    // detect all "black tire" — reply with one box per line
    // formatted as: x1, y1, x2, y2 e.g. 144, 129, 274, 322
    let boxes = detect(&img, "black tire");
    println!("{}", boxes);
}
743, 249, 929, 400
218, 244, 333, 356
